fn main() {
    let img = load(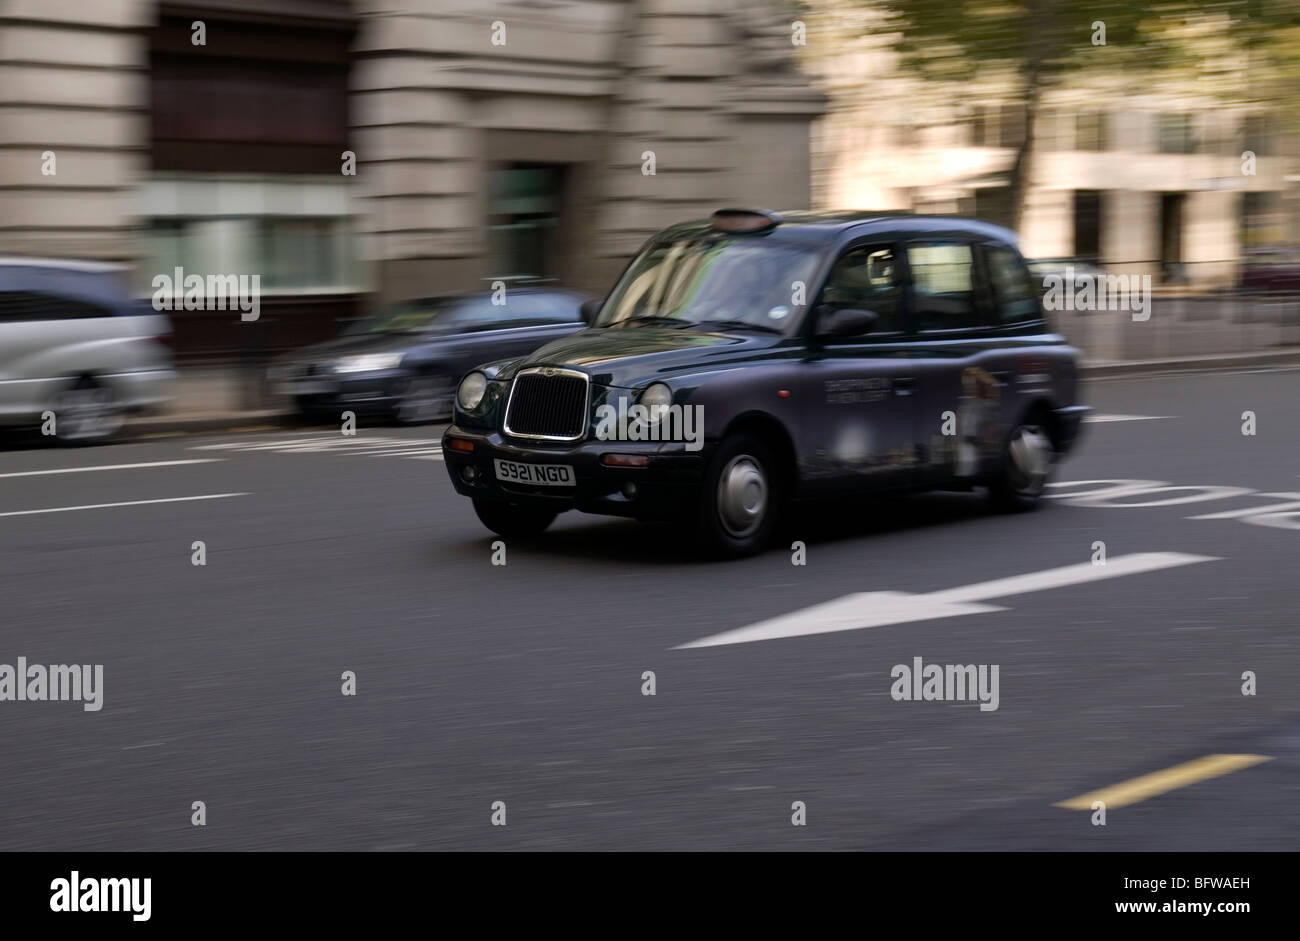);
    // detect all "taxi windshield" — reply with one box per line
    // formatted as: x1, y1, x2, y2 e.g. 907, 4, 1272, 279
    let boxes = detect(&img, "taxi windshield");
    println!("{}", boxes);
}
595, 236, 819, 333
